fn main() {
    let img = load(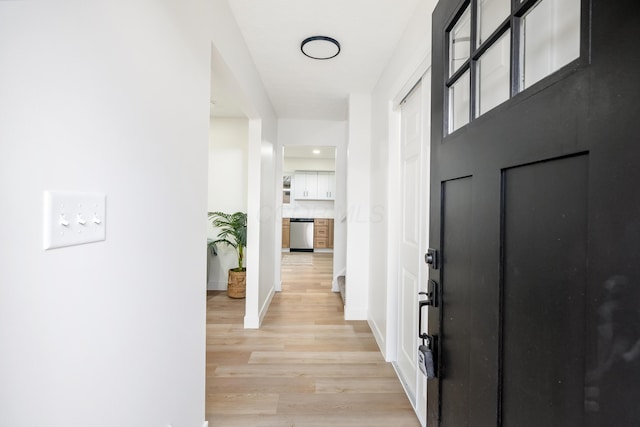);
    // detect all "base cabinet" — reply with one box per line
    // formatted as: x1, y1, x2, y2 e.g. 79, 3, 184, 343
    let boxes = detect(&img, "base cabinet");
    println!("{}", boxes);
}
313, 218, 334, 249
282, 218, 290, 248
